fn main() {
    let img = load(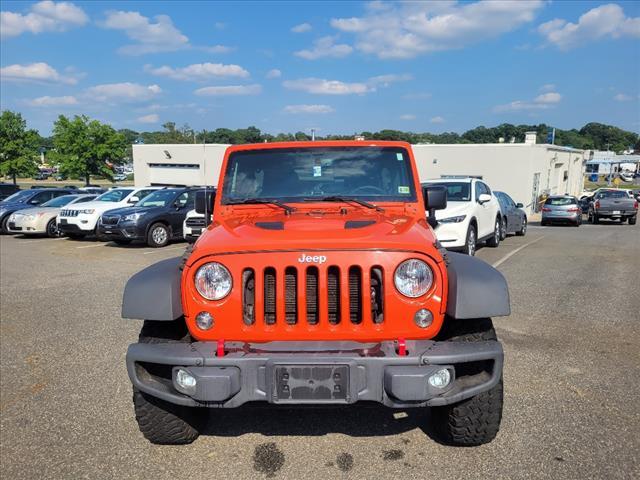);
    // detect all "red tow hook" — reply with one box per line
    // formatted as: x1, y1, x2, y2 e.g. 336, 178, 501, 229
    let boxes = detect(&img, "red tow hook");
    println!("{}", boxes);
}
217, 339, 225, 357
397, 338, 407, 356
